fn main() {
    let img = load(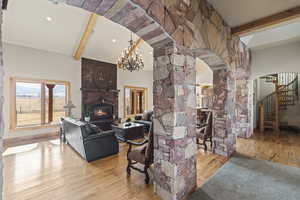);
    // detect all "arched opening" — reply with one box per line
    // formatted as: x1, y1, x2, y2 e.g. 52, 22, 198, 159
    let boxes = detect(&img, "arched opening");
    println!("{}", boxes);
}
193, 48, 237, 156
